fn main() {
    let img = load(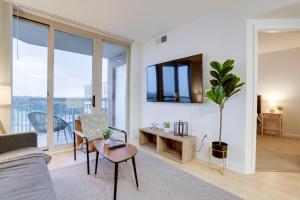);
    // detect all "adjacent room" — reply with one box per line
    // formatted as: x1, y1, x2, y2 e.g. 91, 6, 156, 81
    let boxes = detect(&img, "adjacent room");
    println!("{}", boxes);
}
256, 31, 300, 172
0, 0, 300, 200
